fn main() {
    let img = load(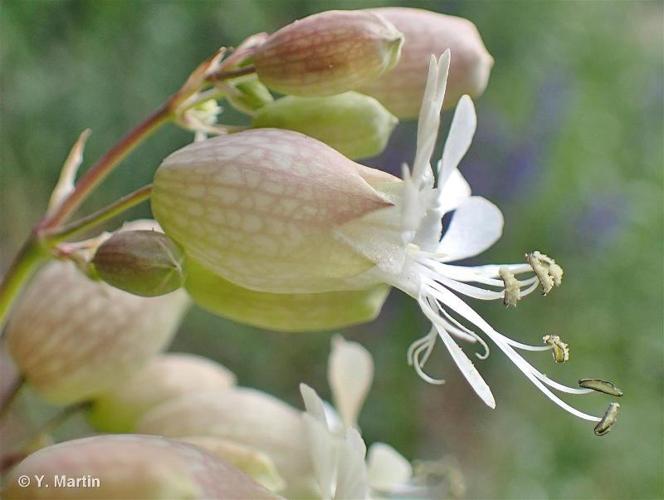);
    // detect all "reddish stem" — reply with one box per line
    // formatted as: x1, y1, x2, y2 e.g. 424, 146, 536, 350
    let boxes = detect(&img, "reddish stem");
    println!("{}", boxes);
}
38, 104, 172, 231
